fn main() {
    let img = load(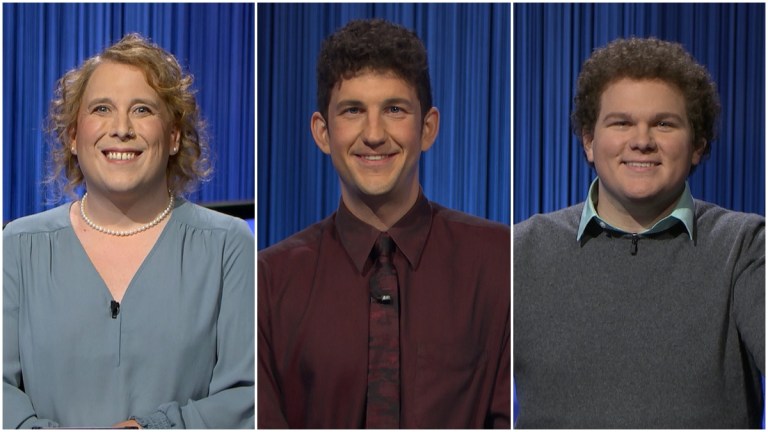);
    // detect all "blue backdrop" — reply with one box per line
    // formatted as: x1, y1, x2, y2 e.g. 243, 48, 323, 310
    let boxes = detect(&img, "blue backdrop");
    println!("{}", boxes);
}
514, 3, 765, 224
3, 3, 255, 223
258, 3, 511, 250
513, 3, 765, 424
